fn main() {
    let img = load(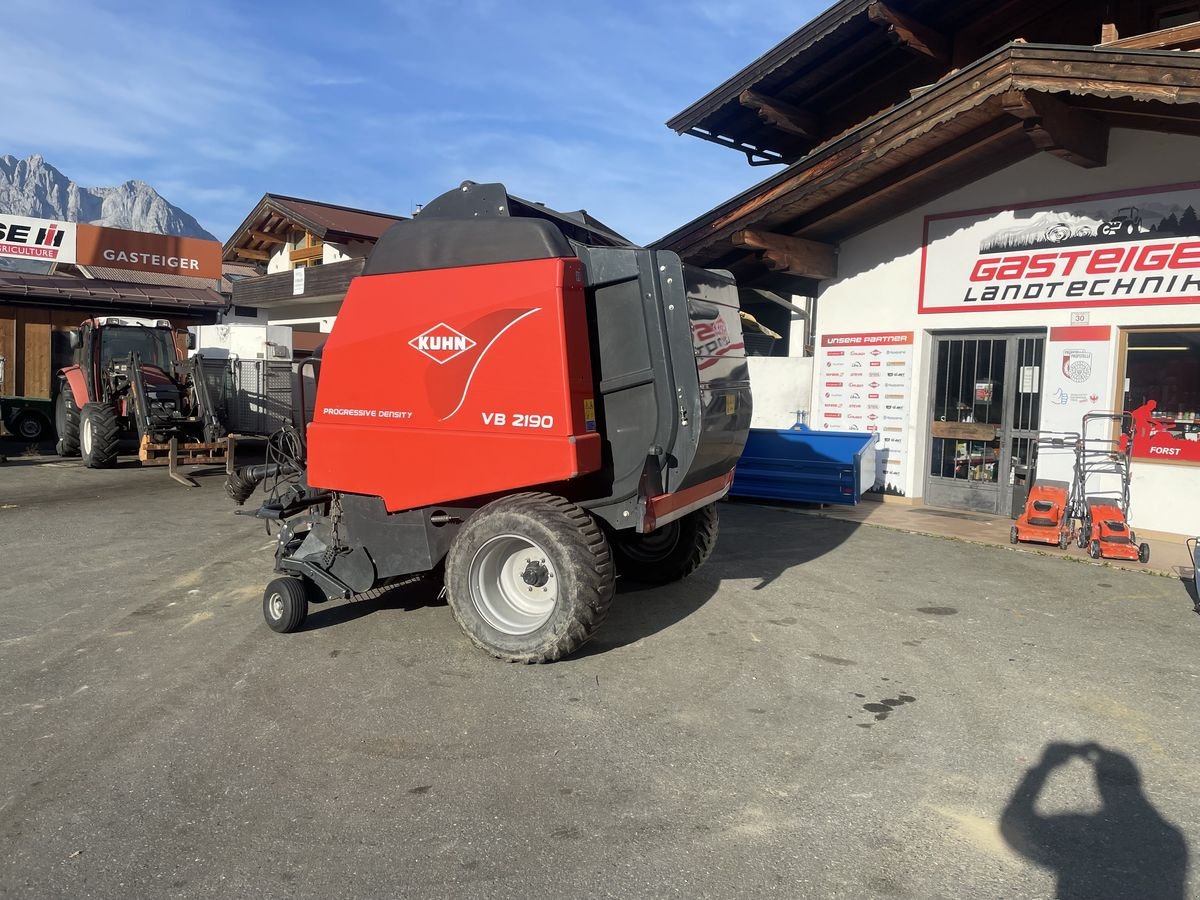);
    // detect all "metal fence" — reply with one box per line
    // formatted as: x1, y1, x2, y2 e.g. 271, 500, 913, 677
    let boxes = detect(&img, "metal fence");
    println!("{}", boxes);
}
196, 357, 295, 436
